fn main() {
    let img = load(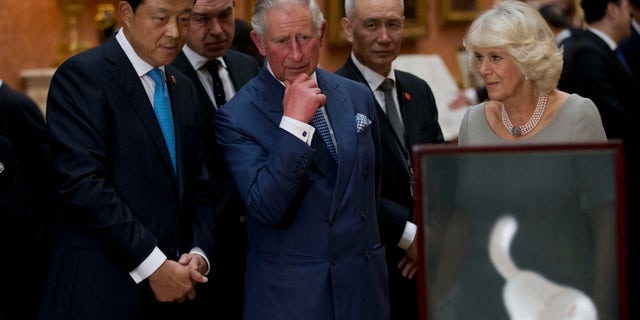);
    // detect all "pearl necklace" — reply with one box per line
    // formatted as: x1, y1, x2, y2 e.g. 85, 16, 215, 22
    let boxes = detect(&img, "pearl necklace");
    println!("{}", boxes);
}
501, 92, 548, 137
